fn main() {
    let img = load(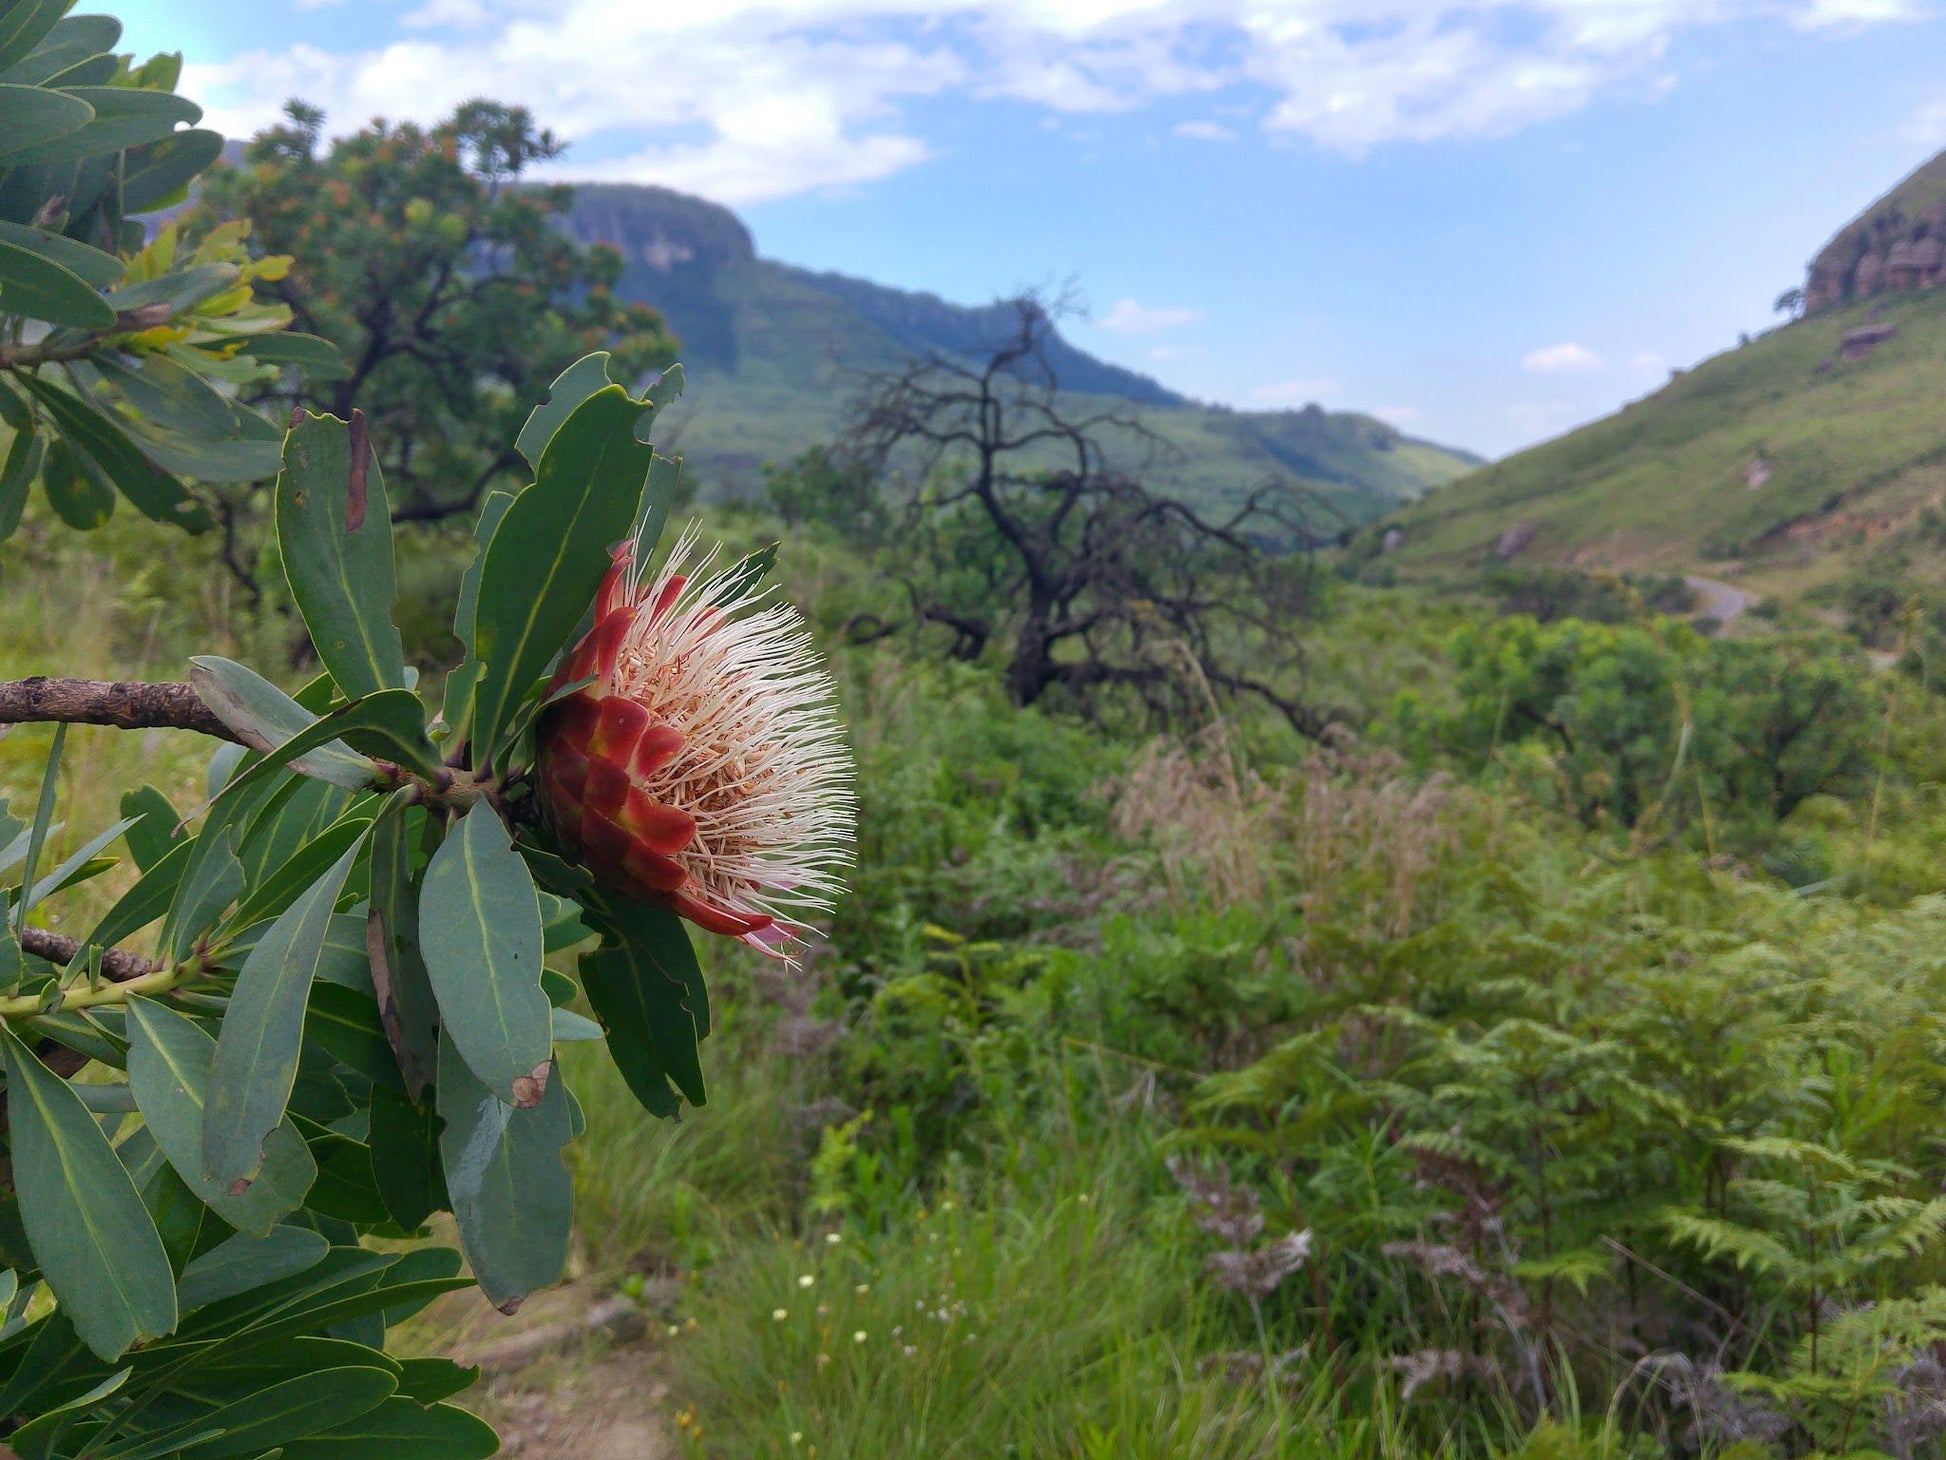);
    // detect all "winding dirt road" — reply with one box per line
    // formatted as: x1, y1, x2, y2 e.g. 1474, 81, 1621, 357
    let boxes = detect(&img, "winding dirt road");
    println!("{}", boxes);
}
1684, 576, 1754, 623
